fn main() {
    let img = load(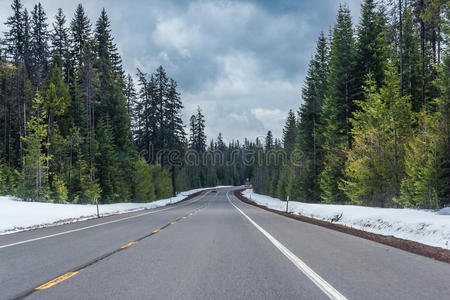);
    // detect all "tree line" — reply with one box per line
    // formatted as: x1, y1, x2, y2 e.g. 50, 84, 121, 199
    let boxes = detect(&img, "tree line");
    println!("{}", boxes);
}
0, 1, 181, 203
0, 0, 448, 210
252, 0, 449, 209
0, 0, 258, 203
